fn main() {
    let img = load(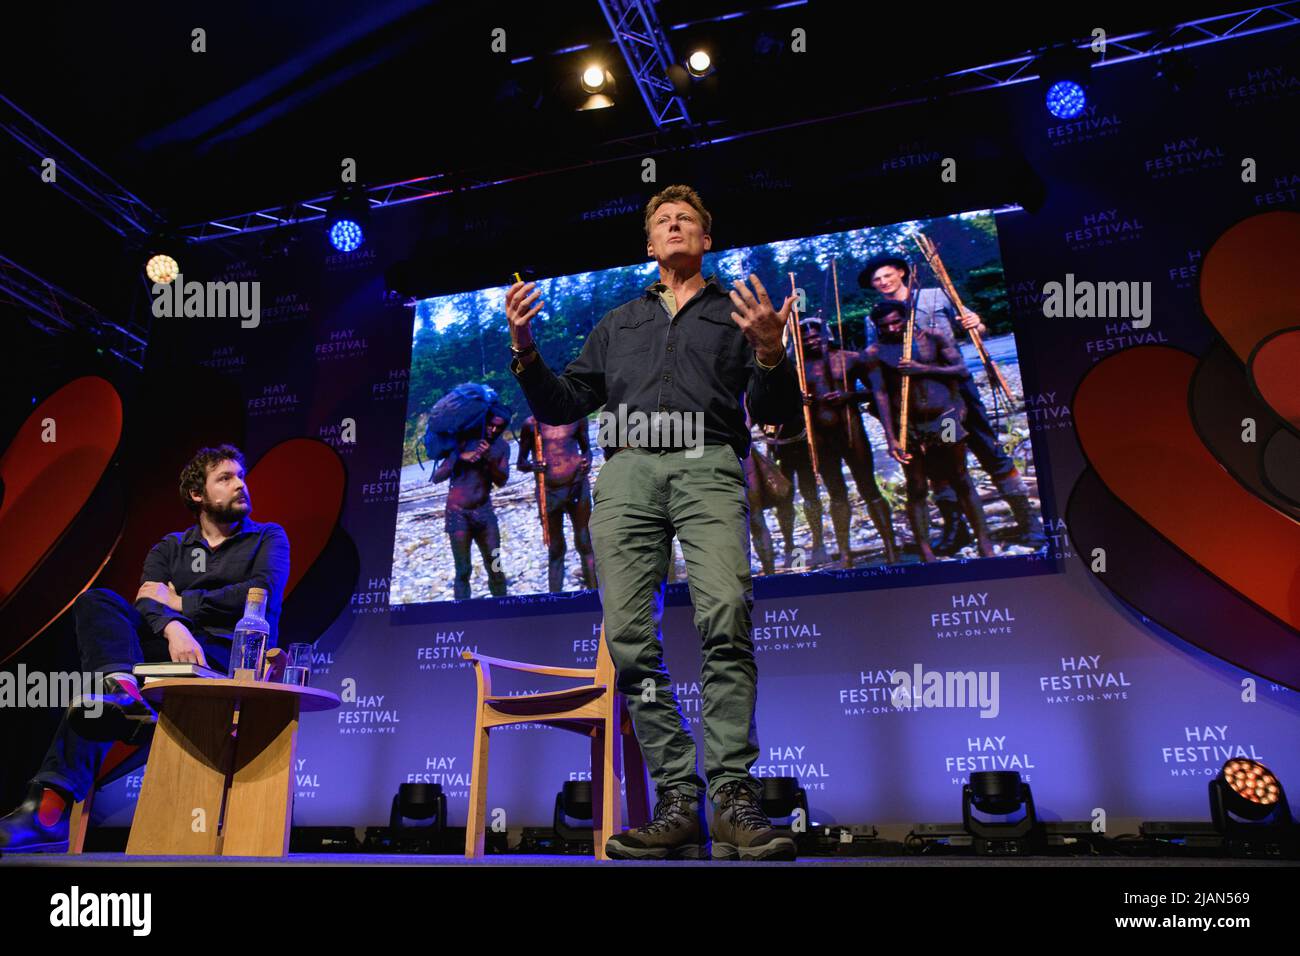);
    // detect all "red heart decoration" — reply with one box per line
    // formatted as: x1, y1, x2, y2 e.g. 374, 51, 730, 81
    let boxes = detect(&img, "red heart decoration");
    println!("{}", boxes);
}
1074, 345, 1300, 633
0, 377, 122, 605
